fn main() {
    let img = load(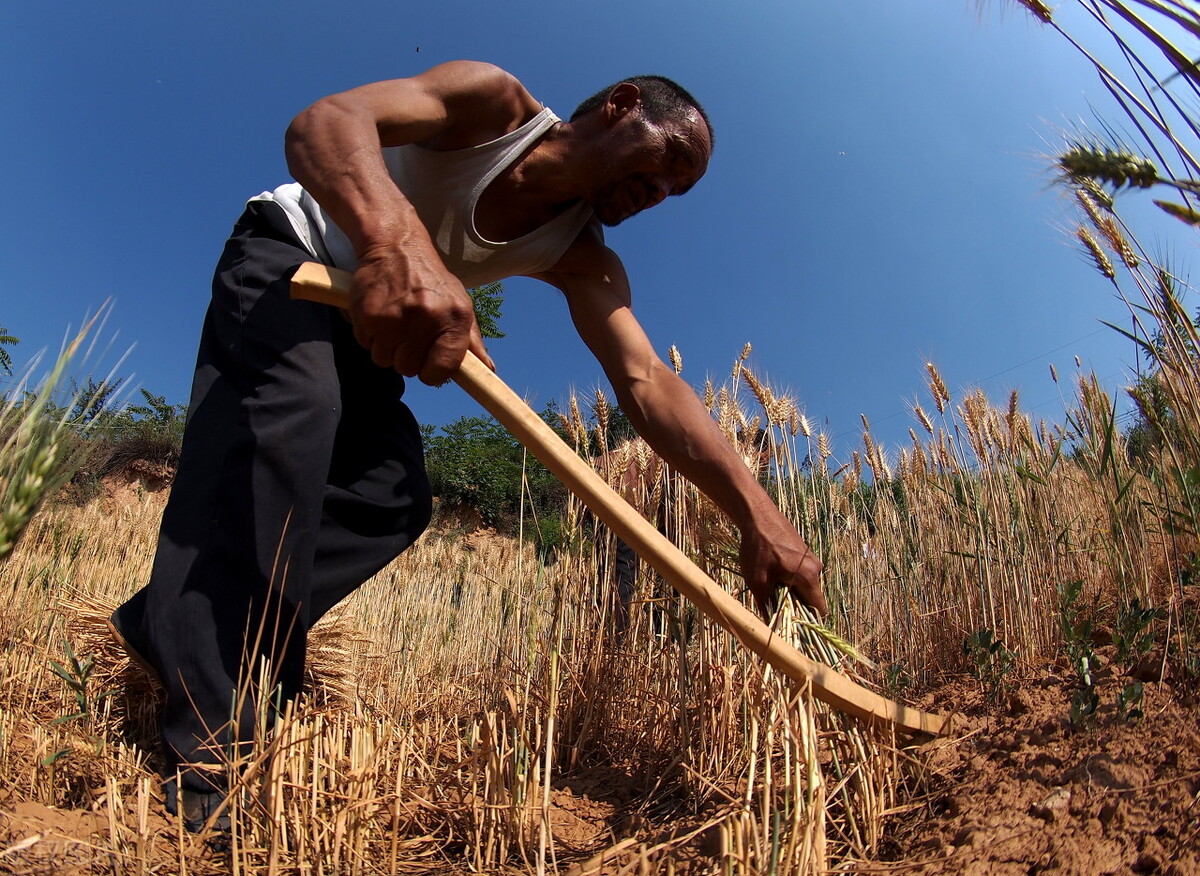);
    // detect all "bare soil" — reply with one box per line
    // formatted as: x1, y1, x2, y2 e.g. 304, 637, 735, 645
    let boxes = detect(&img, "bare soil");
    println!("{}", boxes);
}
882, 665, 1200, 875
